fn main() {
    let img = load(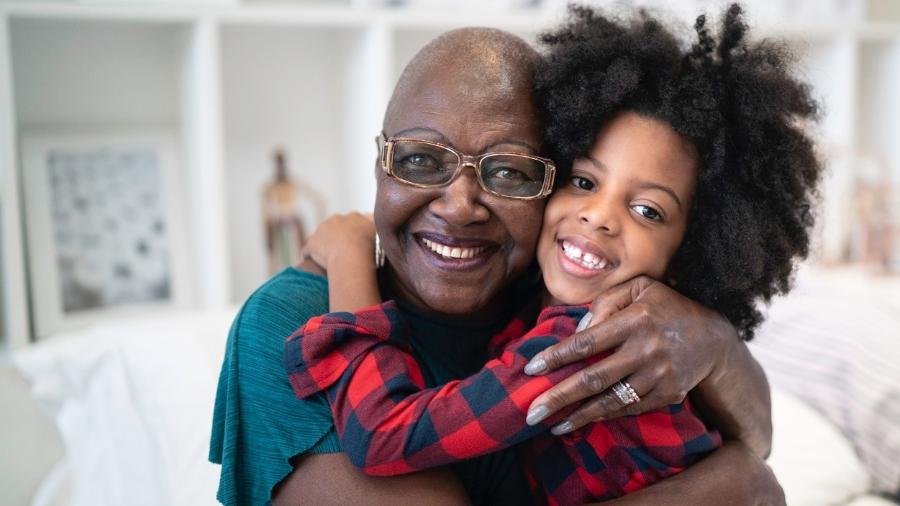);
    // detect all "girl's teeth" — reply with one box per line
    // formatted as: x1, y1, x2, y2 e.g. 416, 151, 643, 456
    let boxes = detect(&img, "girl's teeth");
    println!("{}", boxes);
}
562, 241, 609, 270
422, 238, 485, 259
563, 243, 583, 260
